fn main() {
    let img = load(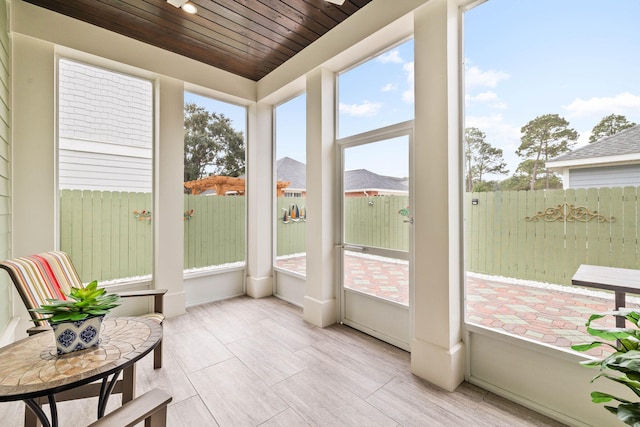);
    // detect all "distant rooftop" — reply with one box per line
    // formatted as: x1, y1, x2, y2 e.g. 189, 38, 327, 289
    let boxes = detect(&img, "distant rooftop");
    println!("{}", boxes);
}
550, 124, 640, 162
276, 157, 408, 193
